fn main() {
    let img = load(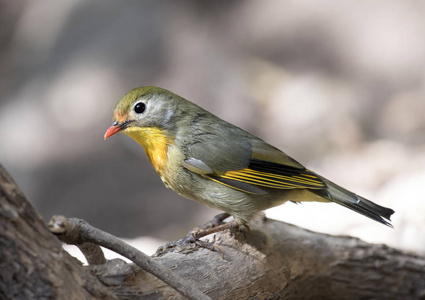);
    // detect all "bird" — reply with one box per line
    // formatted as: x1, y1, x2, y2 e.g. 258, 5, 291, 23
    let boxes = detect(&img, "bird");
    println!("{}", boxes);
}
104, 86, 394, 245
